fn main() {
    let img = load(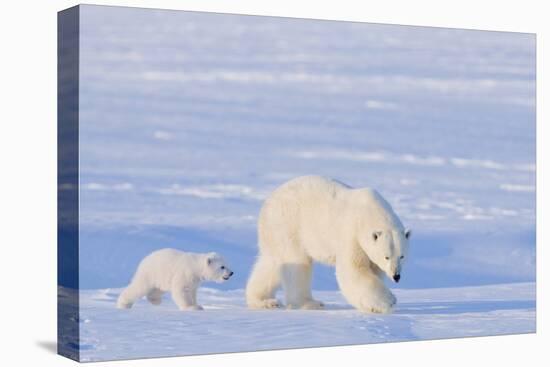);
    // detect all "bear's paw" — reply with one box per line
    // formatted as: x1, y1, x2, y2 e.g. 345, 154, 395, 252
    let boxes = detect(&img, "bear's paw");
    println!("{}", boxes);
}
359, 295, 394, 314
